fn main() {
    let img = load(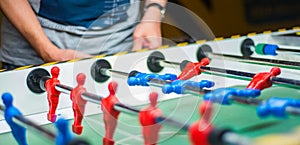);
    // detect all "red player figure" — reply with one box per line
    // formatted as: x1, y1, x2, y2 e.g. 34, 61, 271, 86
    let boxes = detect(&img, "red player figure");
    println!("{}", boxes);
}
177, 58, 210, 80
188, 101, 214, 145
70, 73, 87, 135
101, 81, 120, 145
45, 66, 61, 122
139, 92, 162, 145
246, 67, 281, 90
